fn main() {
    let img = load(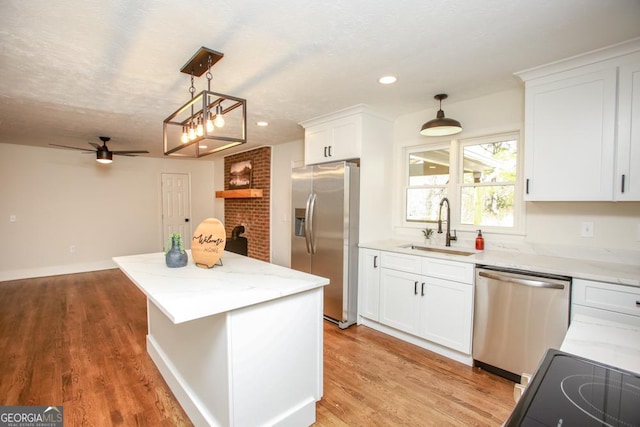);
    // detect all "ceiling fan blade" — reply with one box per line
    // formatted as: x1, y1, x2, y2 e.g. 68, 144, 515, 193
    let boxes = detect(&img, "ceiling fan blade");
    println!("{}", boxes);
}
112, 150, 150, 155
88, 142, 100, 149
49, 143, 93, 152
